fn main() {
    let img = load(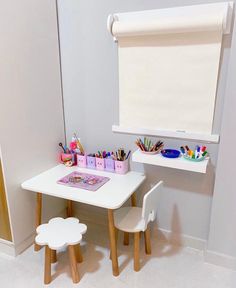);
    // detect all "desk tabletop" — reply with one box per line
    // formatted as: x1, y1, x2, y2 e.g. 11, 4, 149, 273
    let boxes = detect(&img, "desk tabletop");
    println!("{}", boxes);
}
21, 165, 146, 210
